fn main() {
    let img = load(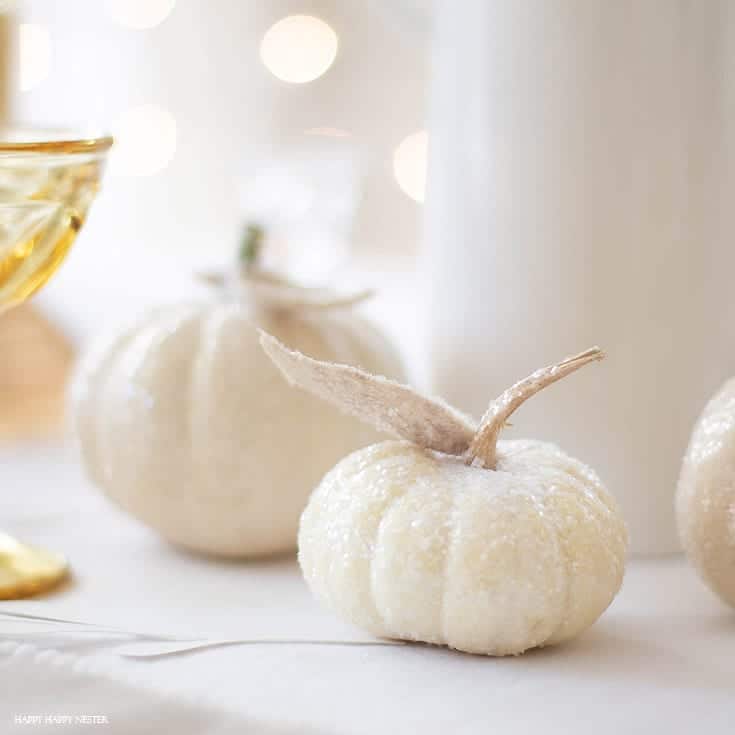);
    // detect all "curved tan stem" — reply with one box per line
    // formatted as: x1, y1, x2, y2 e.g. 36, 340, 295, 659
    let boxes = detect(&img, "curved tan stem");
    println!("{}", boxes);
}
466, 347, 604, 469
